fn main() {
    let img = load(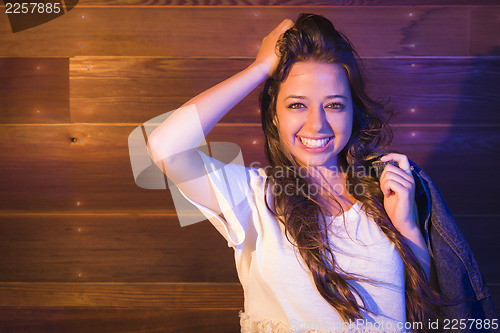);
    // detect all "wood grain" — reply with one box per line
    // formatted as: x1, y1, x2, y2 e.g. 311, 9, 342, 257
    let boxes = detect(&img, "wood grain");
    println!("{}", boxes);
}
69, 57, 264, 125
68, 57, 500, 125
0, 214, 238, 282
470, 7, 500, 56
0, 307, 241, 333
0, 7, 471, 57
0, 282, 243, 308
0, 58, 69, 124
